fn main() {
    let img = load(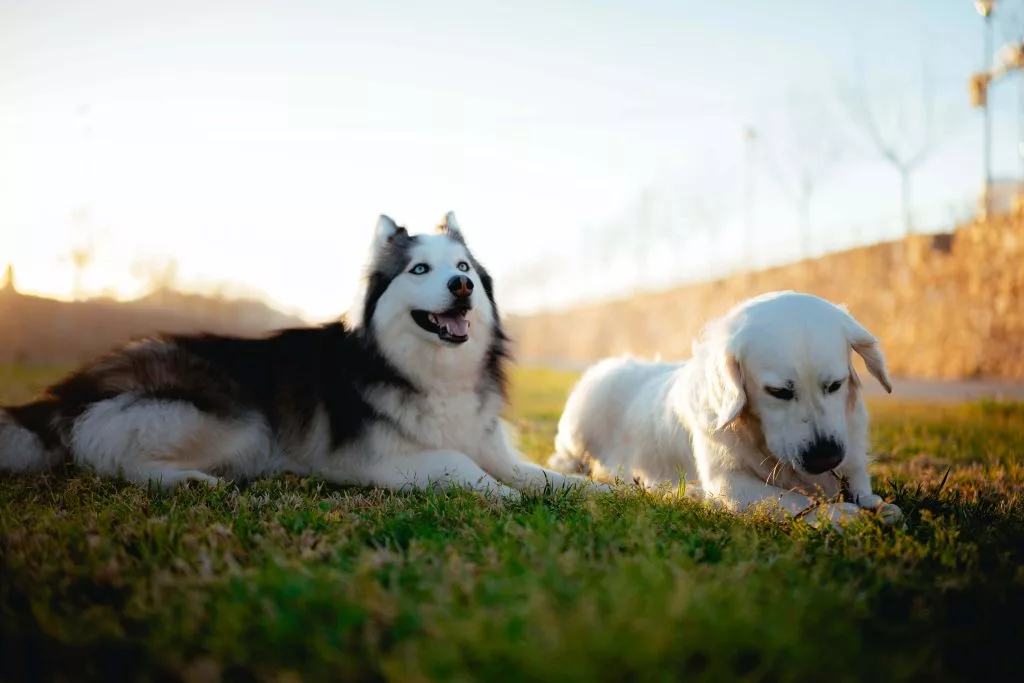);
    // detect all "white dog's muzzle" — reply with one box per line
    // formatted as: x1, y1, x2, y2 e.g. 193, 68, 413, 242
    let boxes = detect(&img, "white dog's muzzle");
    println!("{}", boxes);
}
799, 433, 845, 474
